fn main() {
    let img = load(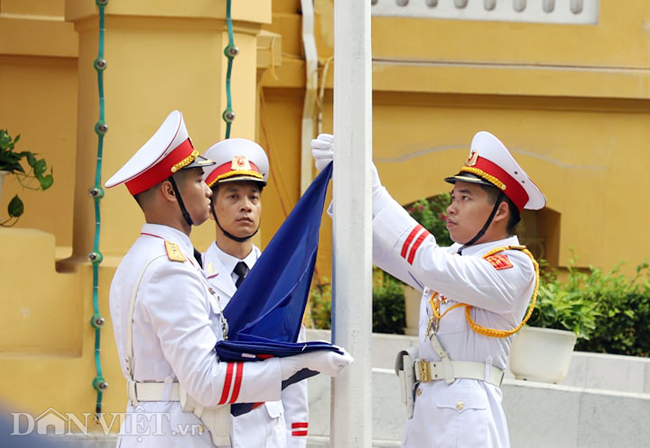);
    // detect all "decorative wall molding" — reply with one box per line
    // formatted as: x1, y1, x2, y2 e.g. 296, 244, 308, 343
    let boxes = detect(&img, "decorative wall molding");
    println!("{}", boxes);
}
371, 0, 599, 25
